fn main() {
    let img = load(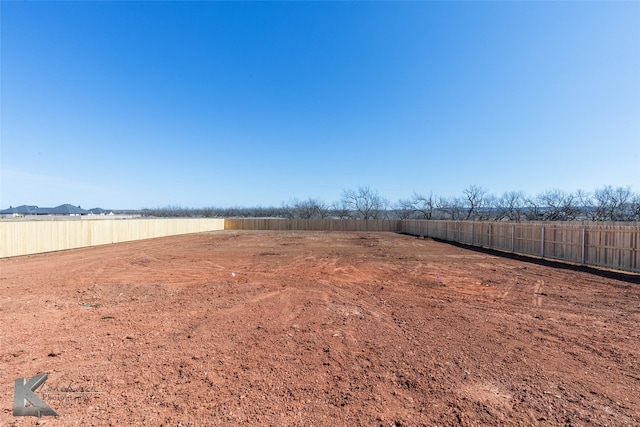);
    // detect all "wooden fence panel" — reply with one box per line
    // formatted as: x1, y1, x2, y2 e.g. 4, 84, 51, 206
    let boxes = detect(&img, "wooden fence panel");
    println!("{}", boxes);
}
474, 222, 491, 248
224, 218, 402, 232
584, 226, 640, 273
397, 220, 639, 274
0, 218, 225, 258
496, 223, 514, 252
